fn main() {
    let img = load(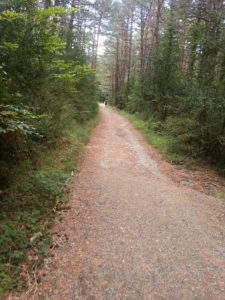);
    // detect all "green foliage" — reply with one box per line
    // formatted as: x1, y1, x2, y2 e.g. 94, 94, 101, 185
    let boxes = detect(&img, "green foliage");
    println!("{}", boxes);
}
0, 104, 46, 136
0, 114, 99, 295
0, 0, 99, 295
165, 116, 197, 137
164, 116, 198, 156
0, 169, 70, 265
0, 0, 98, 178
30, 170, 70, 204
